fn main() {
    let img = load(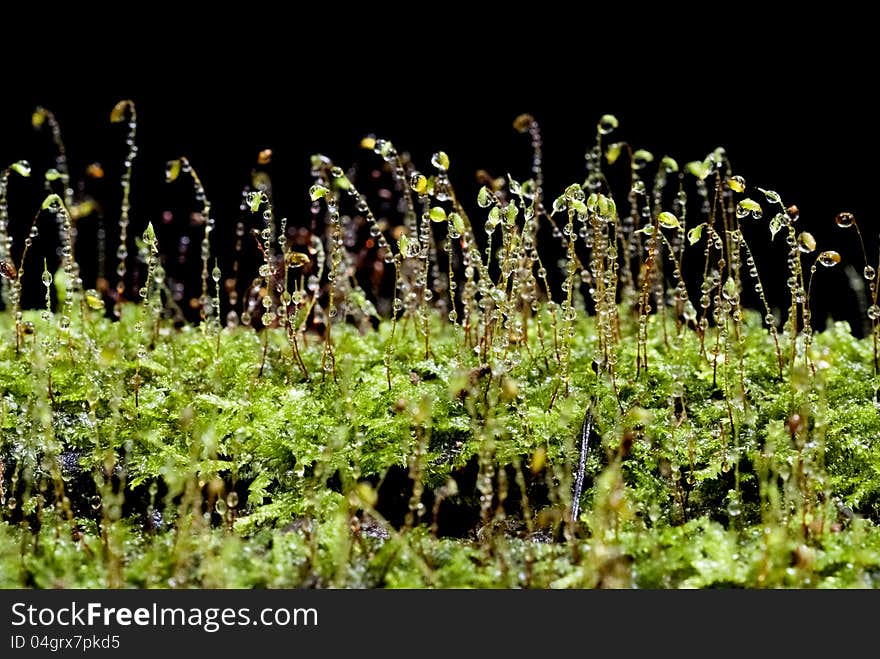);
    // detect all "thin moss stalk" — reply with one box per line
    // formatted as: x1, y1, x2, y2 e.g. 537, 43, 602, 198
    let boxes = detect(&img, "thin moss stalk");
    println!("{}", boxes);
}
110, 100, 137, 317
